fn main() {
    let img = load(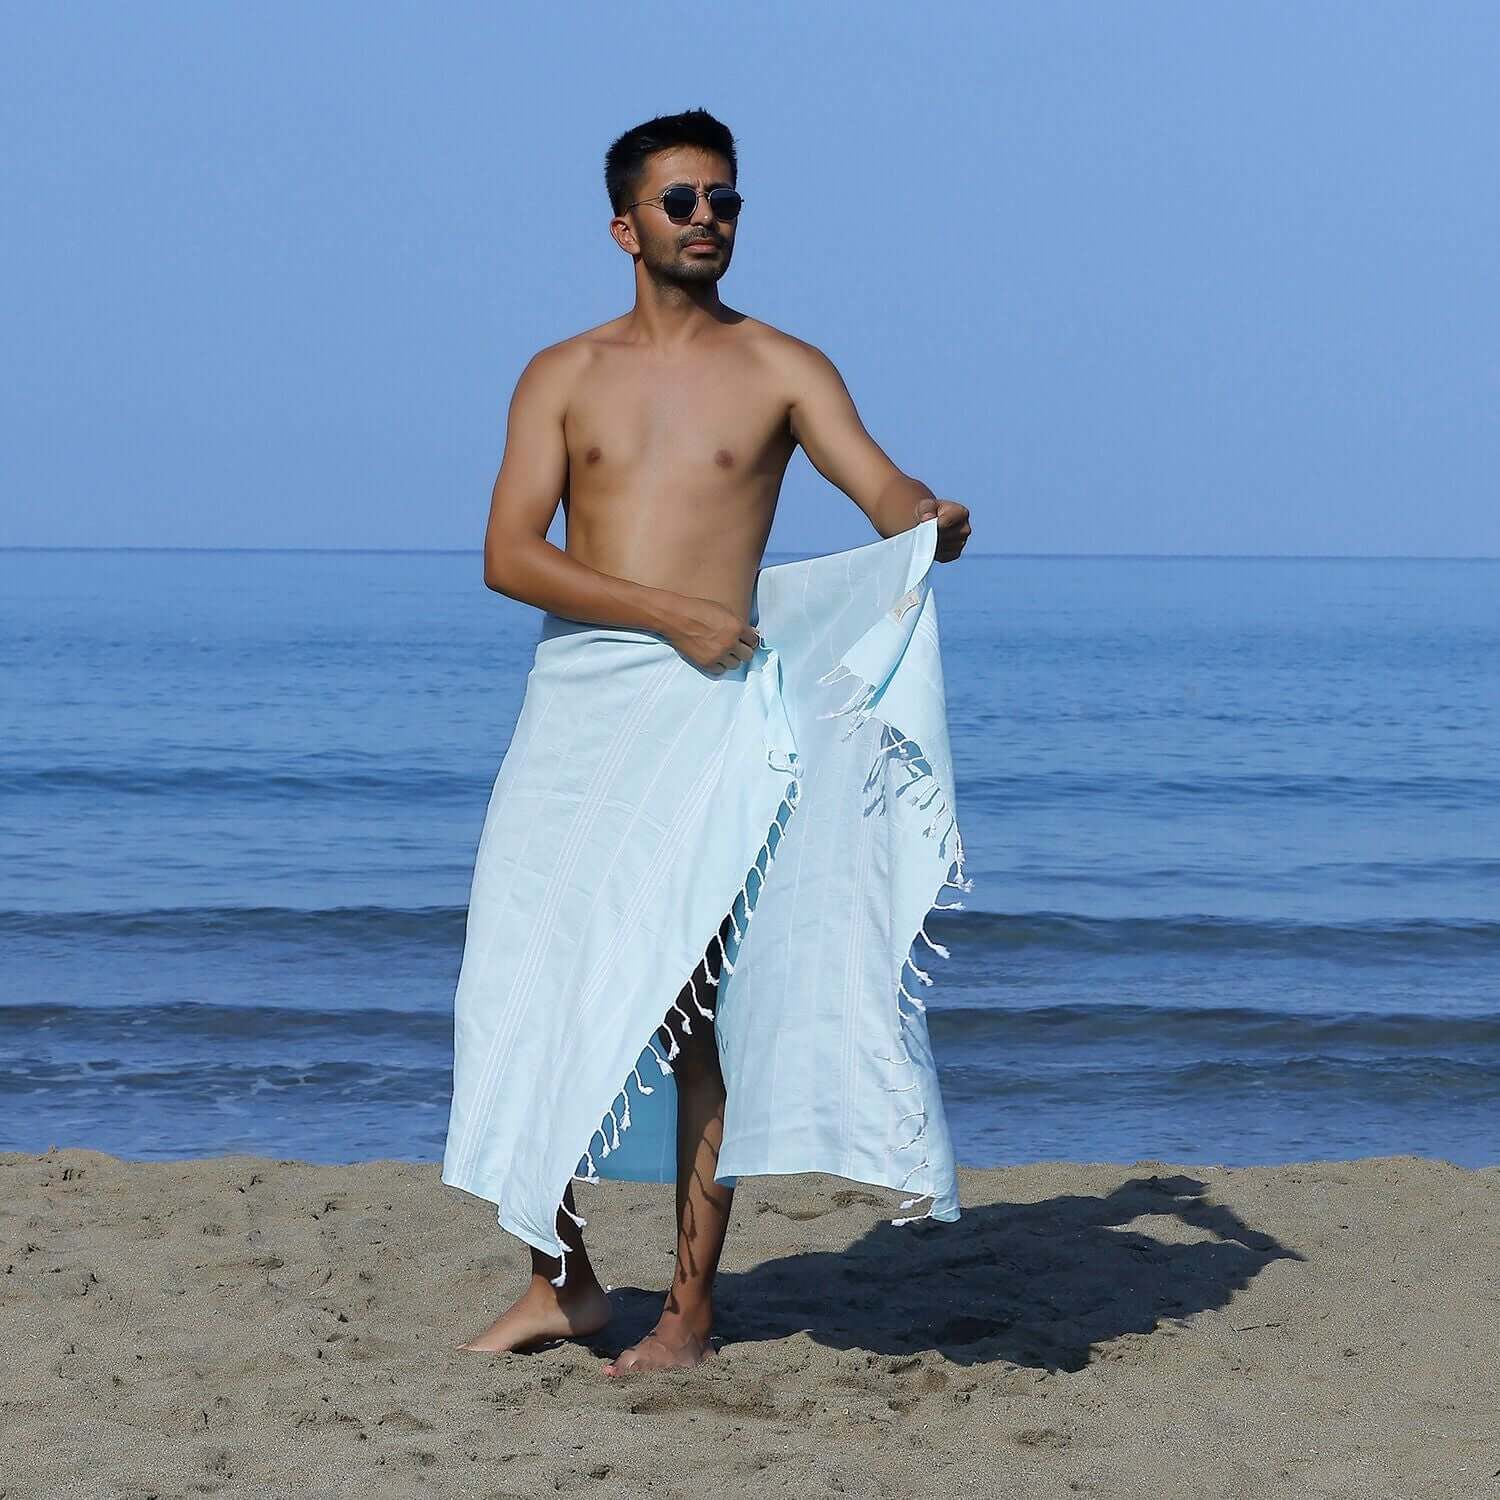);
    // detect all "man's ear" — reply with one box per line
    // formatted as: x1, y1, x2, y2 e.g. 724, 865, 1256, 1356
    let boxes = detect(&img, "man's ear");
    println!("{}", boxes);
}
609, 215, 638, 254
